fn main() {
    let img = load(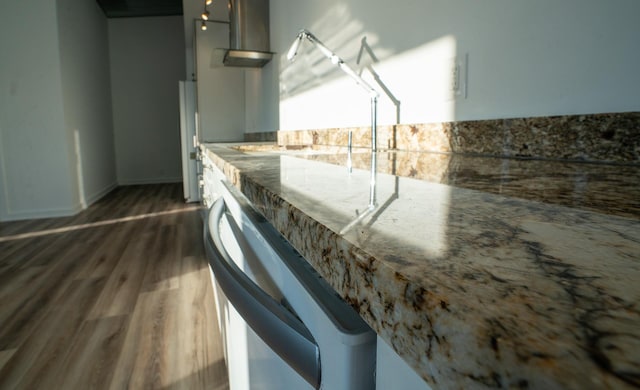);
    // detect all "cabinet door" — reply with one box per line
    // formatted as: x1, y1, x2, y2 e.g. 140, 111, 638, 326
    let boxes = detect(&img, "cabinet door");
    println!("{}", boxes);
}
200, 153, 226, 207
